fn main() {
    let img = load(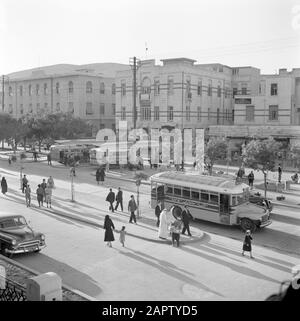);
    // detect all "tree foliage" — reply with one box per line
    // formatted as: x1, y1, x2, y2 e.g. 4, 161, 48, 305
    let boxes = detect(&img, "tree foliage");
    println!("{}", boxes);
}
204, 137, 228, 175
